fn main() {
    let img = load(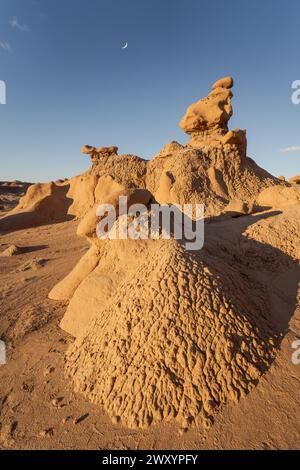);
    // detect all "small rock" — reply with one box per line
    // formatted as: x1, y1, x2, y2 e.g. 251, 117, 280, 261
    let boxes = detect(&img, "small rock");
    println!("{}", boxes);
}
73, 413, 89, 425
38, 428, 54, 438
0, 245, 22, 257
43, 366, 55, 377
224, 199, 254, 217
62, 416, 72, 424
111, 416, 121, 425
178, 427, 188, 435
